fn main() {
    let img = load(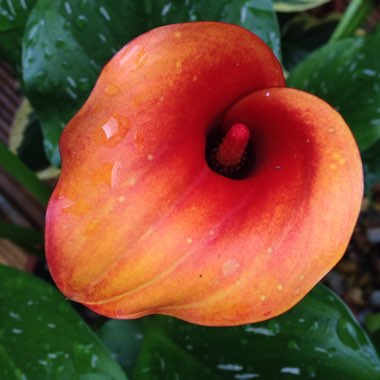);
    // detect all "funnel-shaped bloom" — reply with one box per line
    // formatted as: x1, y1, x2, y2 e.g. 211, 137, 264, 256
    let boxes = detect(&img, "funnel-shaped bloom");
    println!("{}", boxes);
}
46, 22, 363, 326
